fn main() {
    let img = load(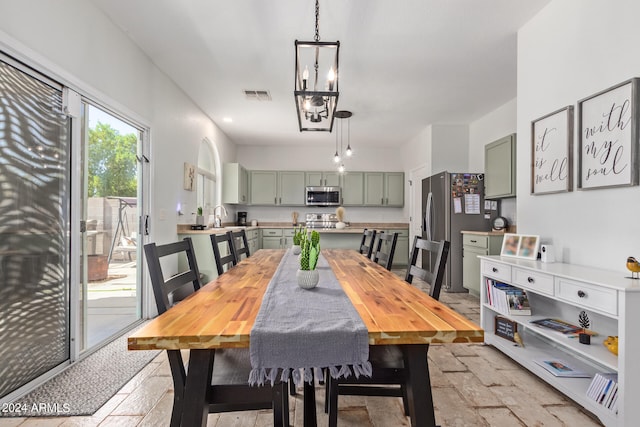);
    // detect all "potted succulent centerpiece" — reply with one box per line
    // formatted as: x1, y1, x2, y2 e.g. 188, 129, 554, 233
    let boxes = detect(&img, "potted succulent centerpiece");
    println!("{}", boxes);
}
292, 225, 305, 255
297, 230, 320, 289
